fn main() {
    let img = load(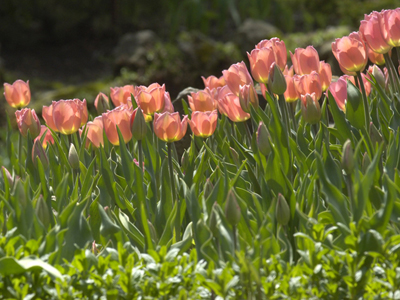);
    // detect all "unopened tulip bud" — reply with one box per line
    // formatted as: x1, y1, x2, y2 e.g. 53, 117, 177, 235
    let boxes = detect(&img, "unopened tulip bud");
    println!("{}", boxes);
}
148, 220, 158, 244
2, 166, 13, 187
267, 63, 287, 95
36, 194, 50, 228
301, 94, 321, 124
362, 152, 371, 174
204, 178, 213, 199
341, 140, 354, 175
276, 193, 290, 226
209, 202, 219, 236
13, 178, 27, 208
370, 65, 385, 89
94, 92, 110, 114
229, 147, 240, 166
239, 84, 259, 113
181, 149, 189, 172
32, 139, 49, 170
369, 122, 383, 147
92, 241, 98, 255
256, 122, 271, 156
224, 190, 241, 226
131, 108, 147, 140
68, 144, 80, 170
